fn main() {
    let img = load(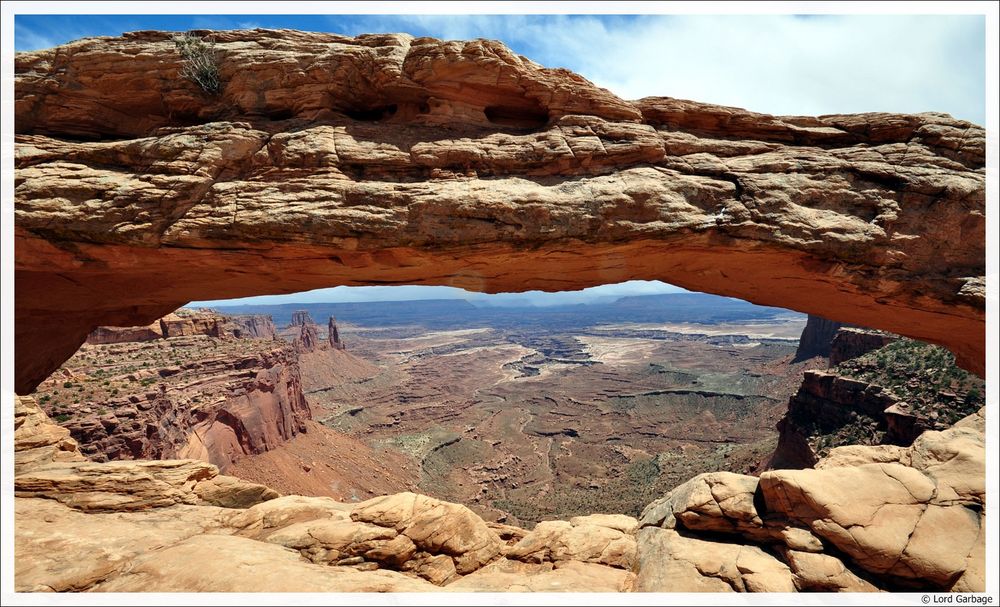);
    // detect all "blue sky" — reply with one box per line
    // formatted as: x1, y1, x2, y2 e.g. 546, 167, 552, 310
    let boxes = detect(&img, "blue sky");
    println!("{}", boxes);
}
15, 14, 986, 123
14, 13, 987, 307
